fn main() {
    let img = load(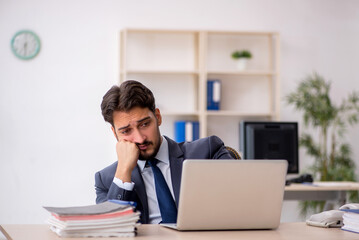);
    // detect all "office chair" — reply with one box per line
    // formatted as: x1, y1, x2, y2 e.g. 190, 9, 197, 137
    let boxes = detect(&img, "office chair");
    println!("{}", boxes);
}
225, 146, 241, 159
